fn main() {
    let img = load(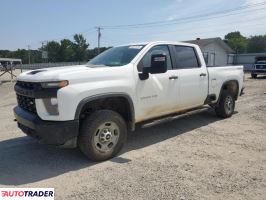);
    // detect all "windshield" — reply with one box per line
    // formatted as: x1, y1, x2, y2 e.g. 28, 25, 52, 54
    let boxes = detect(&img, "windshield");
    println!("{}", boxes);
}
89, 45, 145, 67
256, 60, 266, 64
